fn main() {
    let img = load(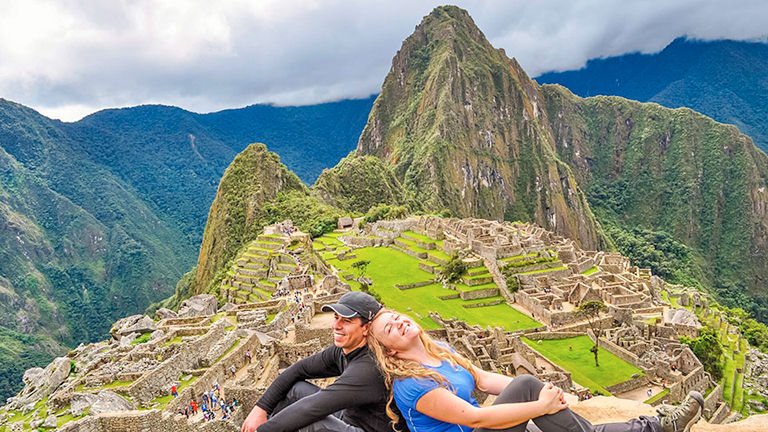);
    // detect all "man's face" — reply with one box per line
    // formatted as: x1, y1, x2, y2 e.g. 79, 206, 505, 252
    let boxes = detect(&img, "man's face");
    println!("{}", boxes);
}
332, 313, 370, 353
